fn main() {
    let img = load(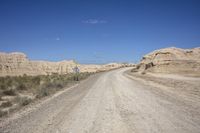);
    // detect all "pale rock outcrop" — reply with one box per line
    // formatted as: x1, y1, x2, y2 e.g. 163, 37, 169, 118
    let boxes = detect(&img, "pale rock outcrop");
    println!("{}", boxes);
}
31, 60, 78, 75
79, 64, 102, 73
100, 63, 126, 72
0, 52, 77, 76
80, 62, 135, 73
137, 47, 200, 75
0, 52, 130, 76
0, 52, 35, 76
